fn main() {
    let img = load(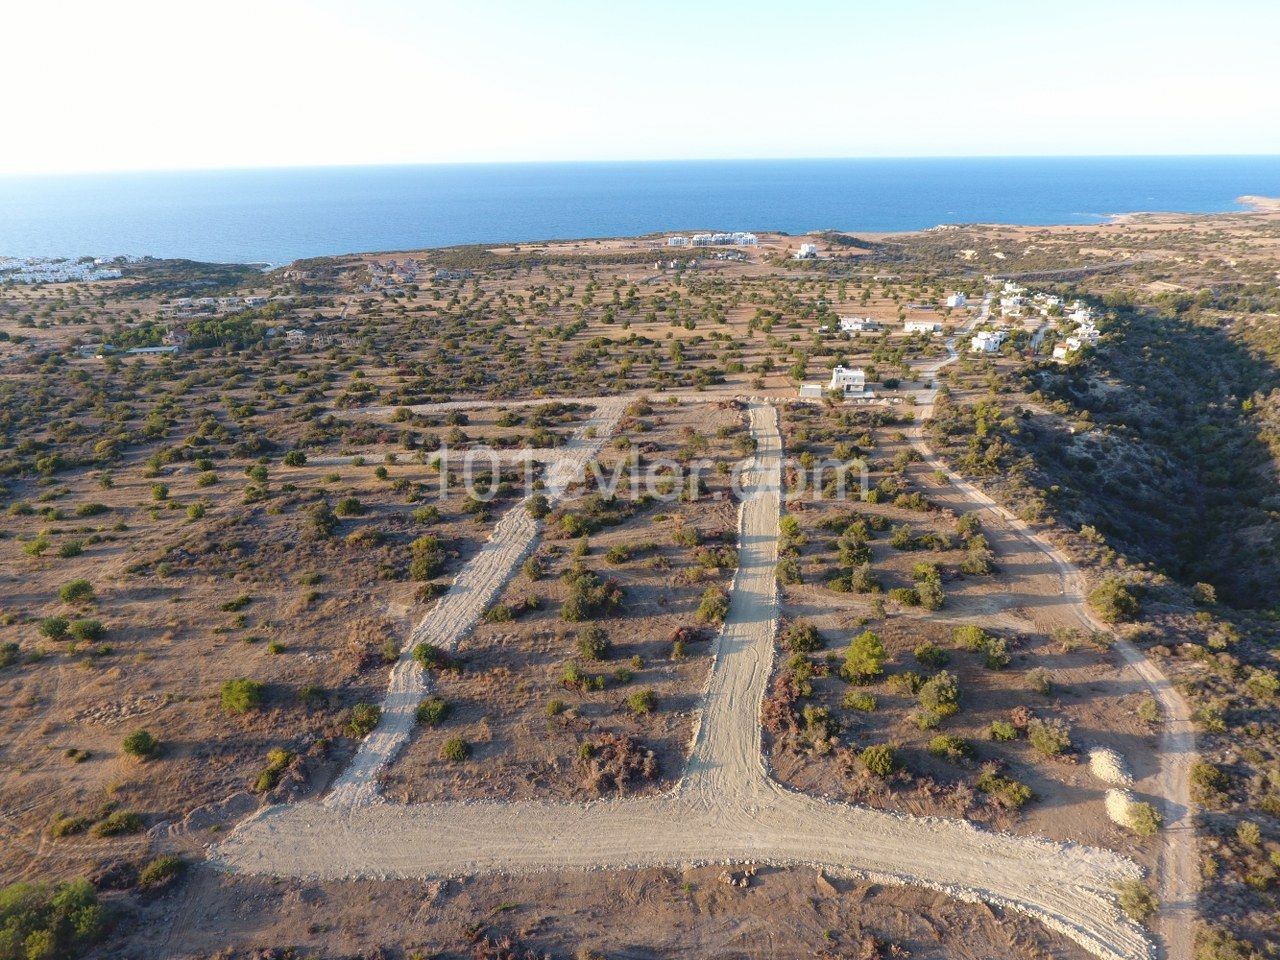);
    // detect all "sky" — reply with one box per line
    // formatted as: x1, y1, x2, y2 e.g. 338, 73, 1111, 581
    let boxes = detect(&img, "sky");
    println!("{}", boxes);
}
6, 0, 1279, 176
